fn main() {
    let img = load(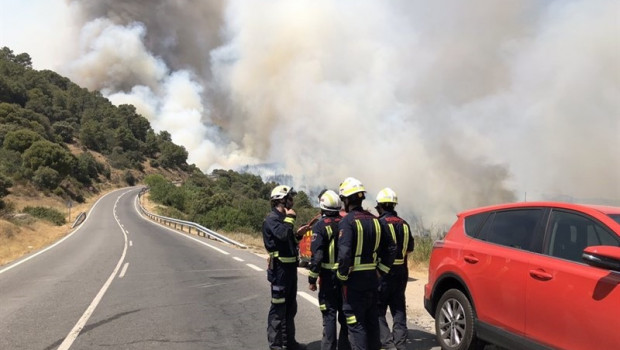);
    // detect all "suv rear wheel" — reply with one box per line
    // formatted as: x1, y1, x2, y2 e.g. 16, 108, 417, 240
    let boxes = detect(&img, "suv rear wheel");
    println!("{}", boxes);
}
435, 288, 478, 350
